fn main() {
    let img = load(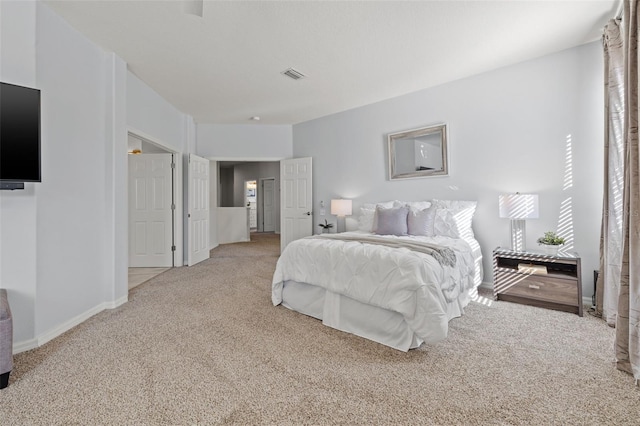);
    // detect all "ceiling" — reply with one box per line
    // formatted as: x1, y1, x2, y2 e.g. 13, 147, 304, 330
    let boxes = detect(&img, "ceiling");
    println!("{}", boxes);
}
45, 0, 618, 125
